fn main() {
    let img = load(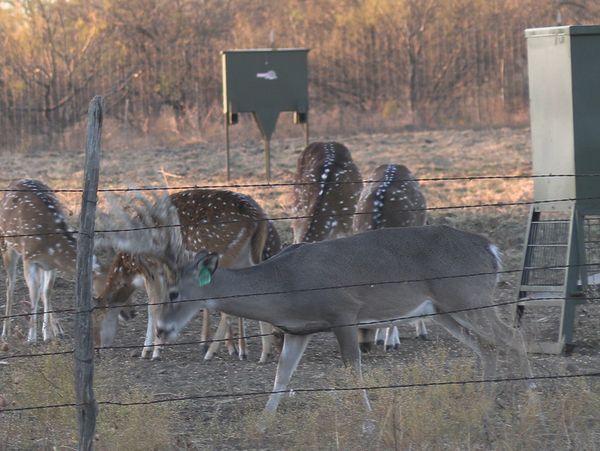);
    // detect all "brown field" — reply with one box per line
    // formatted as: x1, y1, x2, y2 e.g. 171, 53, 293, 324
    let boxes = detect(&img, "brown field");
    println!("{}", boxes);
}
1, 126, 600, 449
